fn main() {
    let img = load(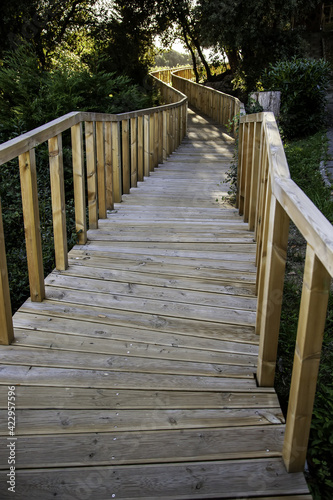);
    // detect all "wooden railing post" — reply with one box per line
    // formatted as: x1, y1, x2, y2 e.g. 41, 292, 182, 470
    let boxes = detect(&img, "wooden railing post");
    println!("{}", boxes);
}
96, 121, 107, 219
236, 121, 244, 211
0, 199, 14, 344
163, 110, 168, 160
255, 136, 268, 273
122, 119, 130, 194
19, 149, 45, 301
48, 134, 68, 270
105, 122, 113, 210
71, 123, 87, 244
144, 115, 150, 177
158, 111, 163, 165
283, 245, 331, 472
130, 117, 138, 187
256, 196, 290, 386
248, 122, 262, 231
154, 112, 159, 168
85, 121, 98, 229
149, 114, 155, 172
137, 116, 144, 182
243, 122, 254, 223
112, 121, 122, 203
